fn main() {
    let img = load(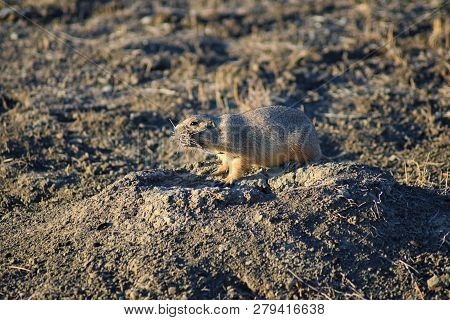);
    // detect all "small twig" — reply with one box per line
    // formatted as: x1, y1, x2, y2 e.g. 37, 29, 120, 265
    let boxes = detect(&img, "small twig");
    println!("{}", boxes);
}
372, 200, 380, 219
396, 259, 419, 274
320, 112, 367, 119
143, 88, 177, 96
384, 257, 424, 299
342, 274, 366, 300
8, 265, 31, 272
439, 232, 449, 248
413, 281, 425, 300
287, 269, 332, 300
